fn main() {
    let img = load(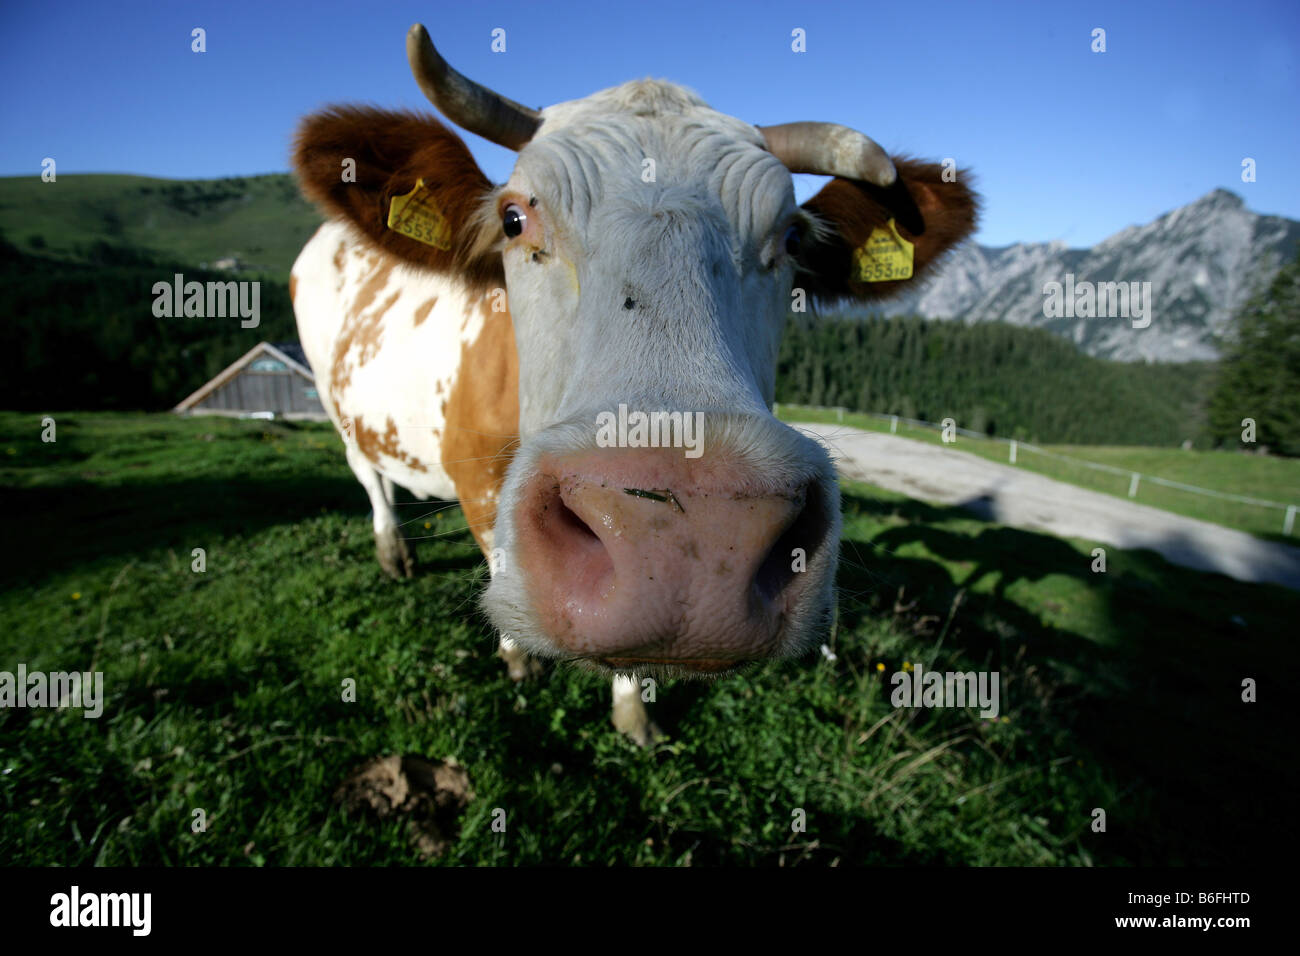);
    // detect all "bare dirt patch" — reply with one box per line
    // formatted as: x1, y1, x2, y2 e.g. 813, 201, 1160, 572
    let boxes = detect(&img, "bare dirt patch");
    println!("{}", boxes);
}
334, 754, 472, 859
